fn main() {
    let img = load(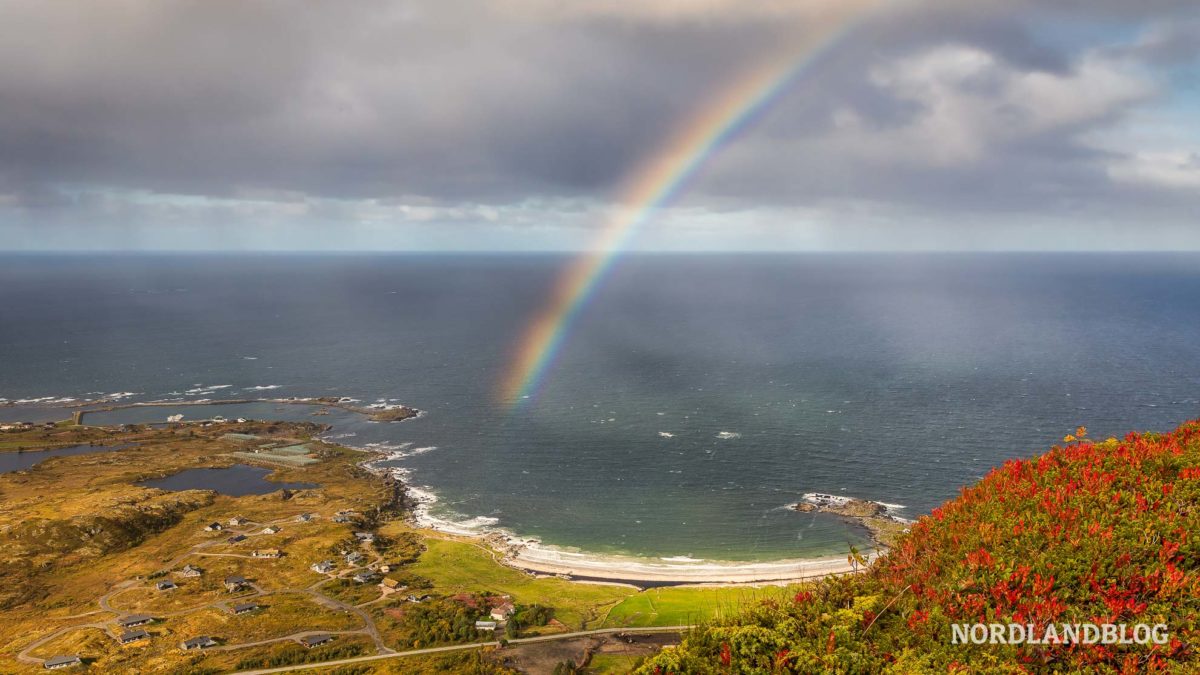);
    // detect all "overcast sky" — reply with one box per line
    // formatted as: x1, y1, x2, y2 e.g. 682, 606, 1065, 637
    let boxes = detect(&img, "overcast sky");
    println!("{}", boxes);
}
2, 0, 1198, 251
